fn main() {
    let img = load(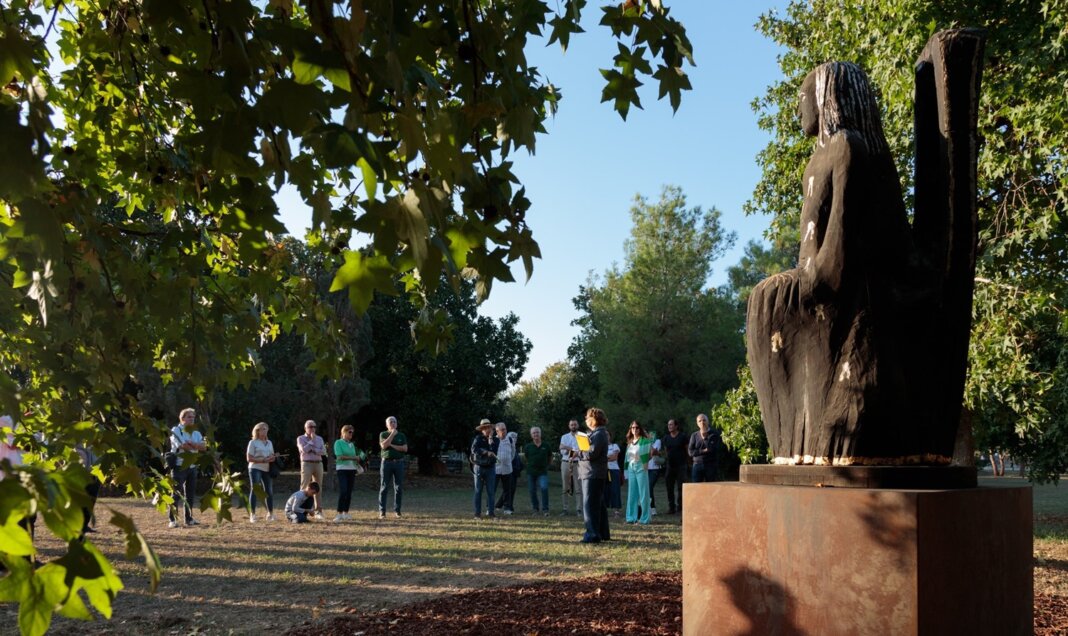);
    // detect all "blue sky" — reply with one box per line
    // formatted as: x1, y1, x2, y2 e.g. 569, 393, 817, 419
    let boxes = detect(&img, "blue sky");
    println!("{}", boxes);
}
279, 2, 791, 384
